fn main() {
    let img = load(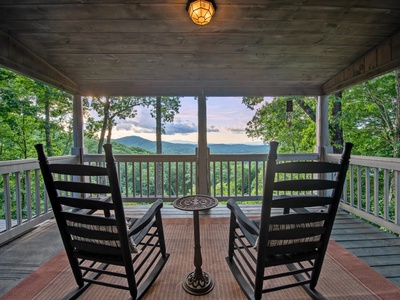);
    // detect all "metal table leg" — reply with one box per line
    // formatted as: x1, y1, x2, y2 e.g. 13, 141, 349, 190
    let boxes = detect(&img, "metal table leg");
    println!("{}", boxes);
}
182, 210, 214, 295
